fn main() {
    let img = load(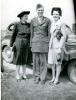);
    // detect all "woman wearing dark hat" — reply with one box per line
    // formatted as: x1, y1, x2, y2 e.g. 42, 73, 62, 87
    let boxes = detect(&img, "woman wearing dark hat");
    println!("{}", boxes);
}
30, 4, 51, 84
10, 11, 30, 80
